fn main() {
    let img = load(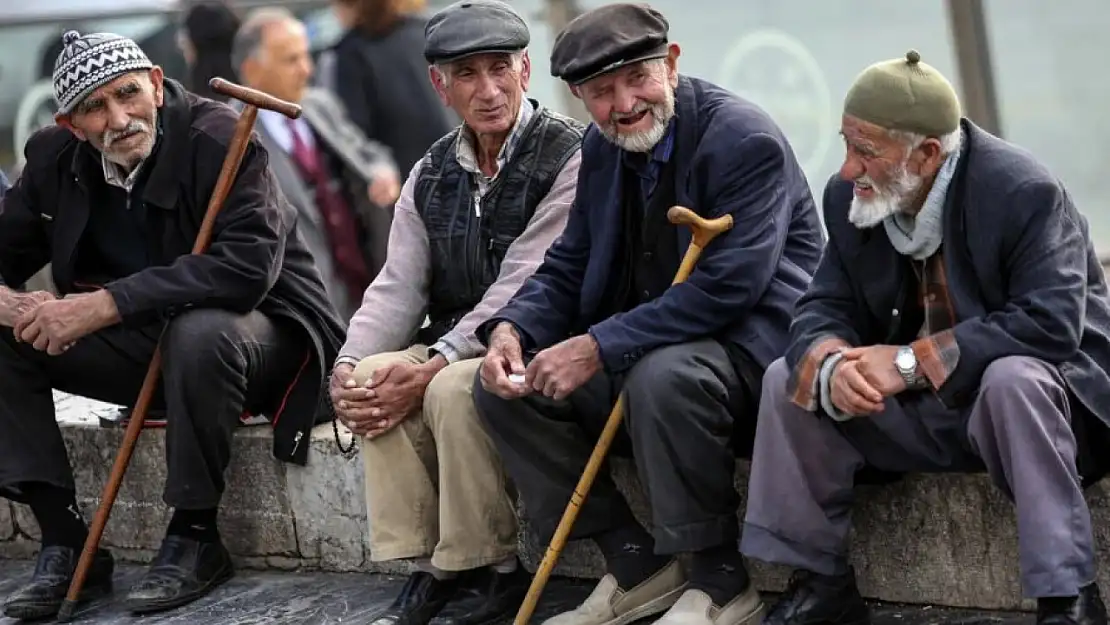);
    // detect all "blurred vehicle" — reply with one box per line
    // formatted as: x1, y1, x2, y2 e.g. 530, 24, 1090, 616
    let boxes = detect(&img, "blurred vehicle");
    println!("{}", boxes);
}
0, 0, 344, 172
